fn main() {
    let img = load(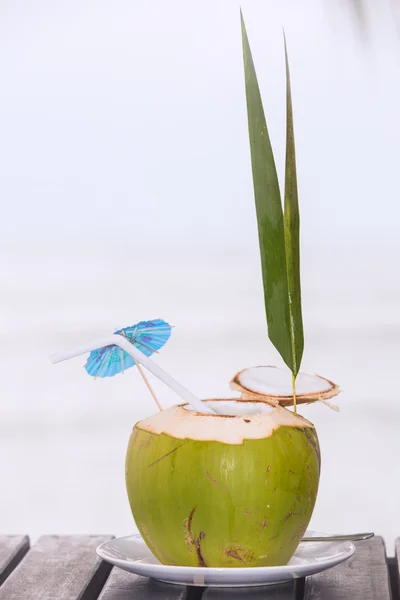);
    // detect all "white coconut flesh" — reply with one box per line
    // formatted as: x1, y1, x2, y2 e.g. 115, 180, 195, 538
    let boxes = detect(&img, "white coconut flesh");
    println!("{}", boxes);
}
231, 366, 340, 406
136, 401, 315, 445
